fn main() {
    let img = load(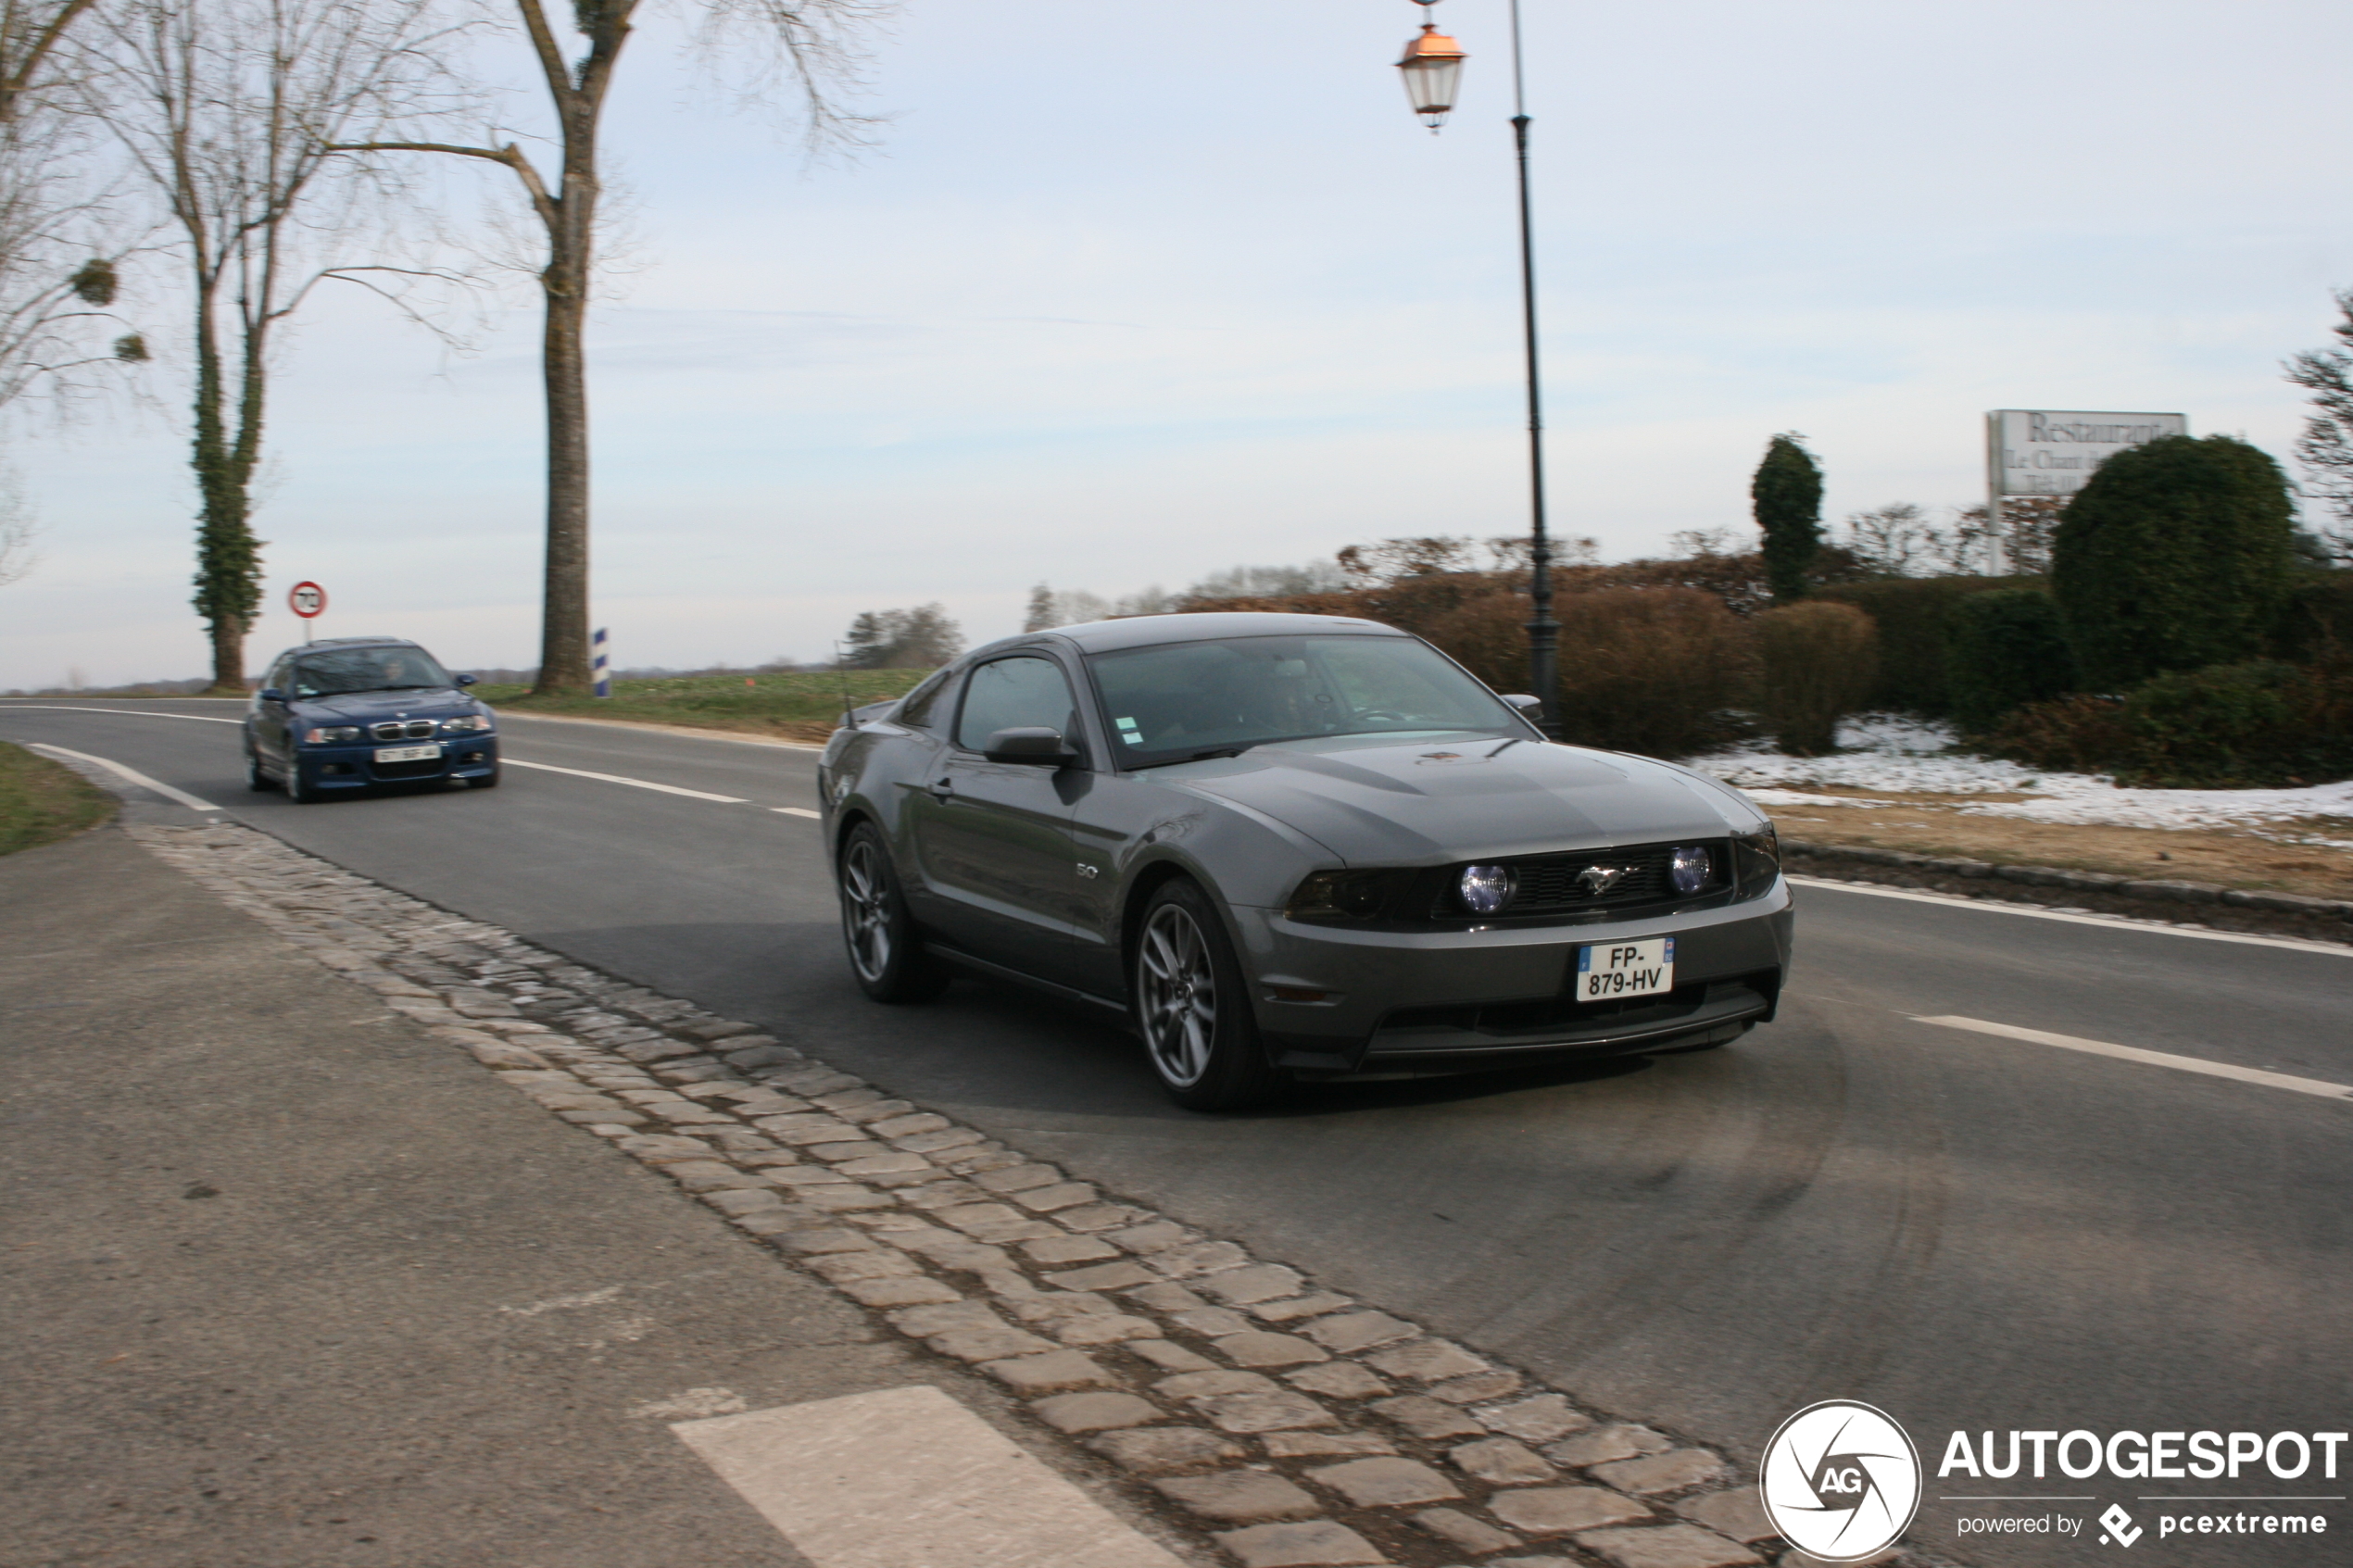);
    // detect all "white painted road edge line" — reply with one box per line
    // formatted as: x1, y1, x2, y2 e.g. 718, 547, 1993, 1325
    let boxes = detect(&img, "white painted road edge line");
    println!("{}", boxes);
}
28, 743, 221, 812
1, 704, 241, 724
770, 806, 821, 819
1914, 1014, 2353, 1102
1790, 873, 2353, 958
673, 1385, 1188, 1568
502, 758, 749, 803
499, 709, 827, 752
